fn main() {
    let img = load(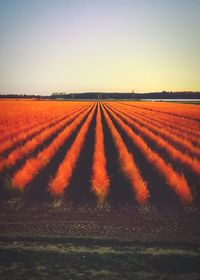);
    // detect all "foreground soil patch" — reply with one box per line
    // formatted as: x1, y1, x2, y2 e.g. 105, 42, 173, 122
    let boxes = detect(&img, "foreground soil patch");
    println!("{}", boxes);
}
0, 238, 200, 280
